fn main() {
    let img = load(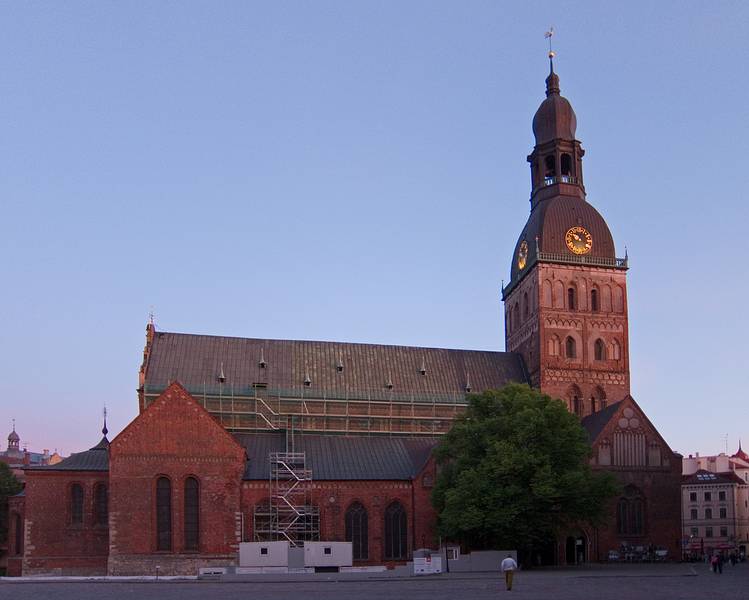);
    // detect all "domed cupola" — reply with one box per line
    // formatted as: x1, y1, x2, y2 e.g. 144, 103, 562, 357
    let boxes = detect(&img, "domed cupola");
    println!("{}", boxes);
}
503, 54, 628, 297
532, 69, 577, 145
525, 55, 587, 211
7, 421, 20, 453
